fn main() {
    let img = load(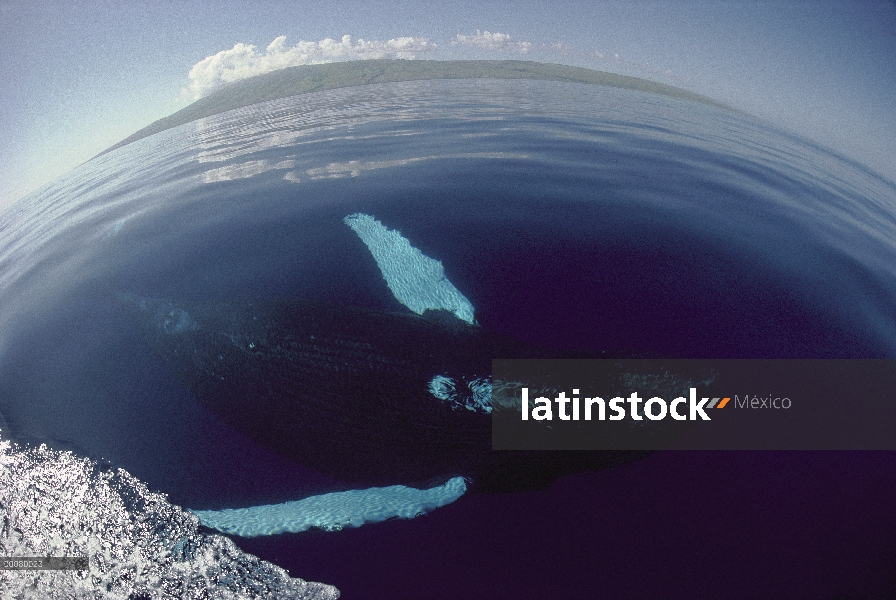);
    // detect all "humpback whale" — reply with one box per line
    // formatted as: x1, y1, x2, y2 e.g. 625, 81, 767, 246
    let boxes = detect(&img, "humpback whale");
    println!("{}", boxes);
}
121, 213, 706, 536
